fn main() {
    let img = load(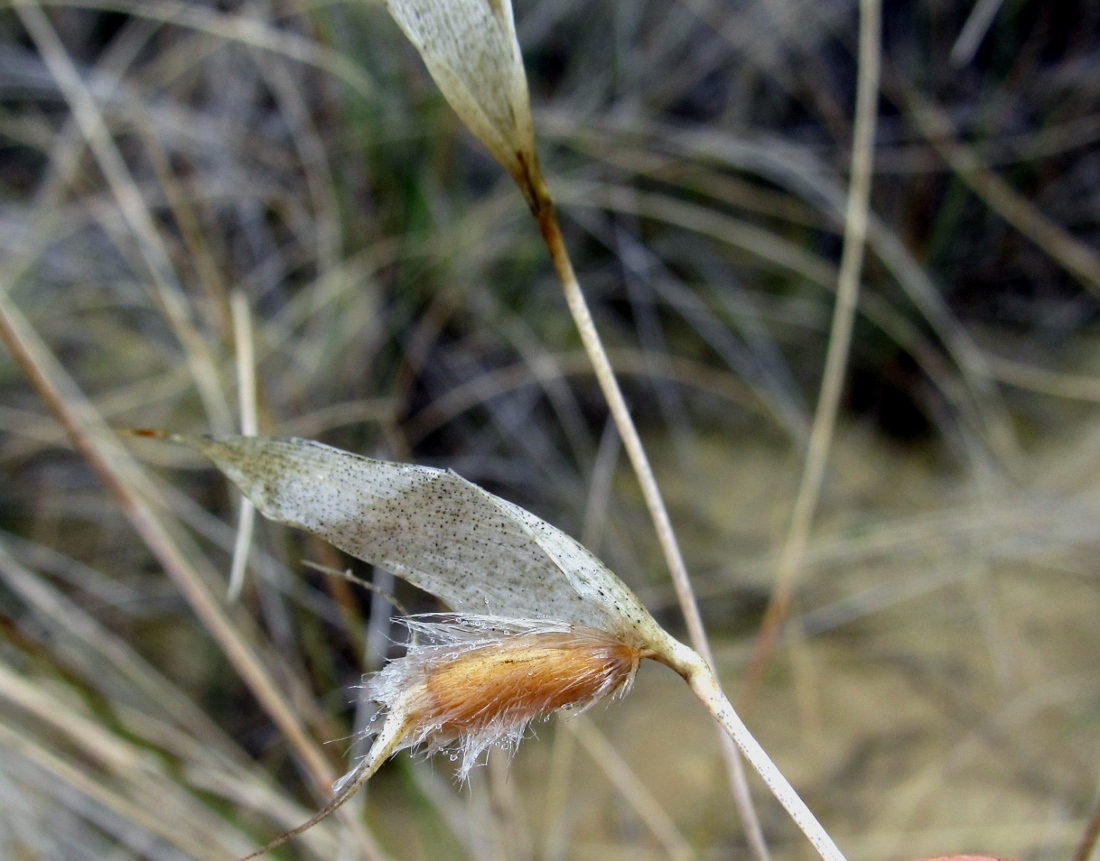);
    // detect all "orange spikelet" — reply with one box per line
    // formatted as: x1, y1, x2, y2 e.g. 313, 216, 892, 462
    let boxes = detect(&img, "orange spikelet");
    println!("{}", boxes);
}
368, 616, 643, 777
